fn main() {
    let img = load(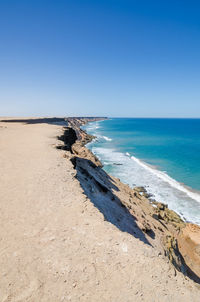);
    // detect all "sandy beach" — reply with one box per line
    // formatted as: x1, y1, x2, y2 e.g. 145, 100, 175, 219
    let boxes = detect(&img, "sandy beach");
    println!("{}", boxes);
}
0, 118, 200, 302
